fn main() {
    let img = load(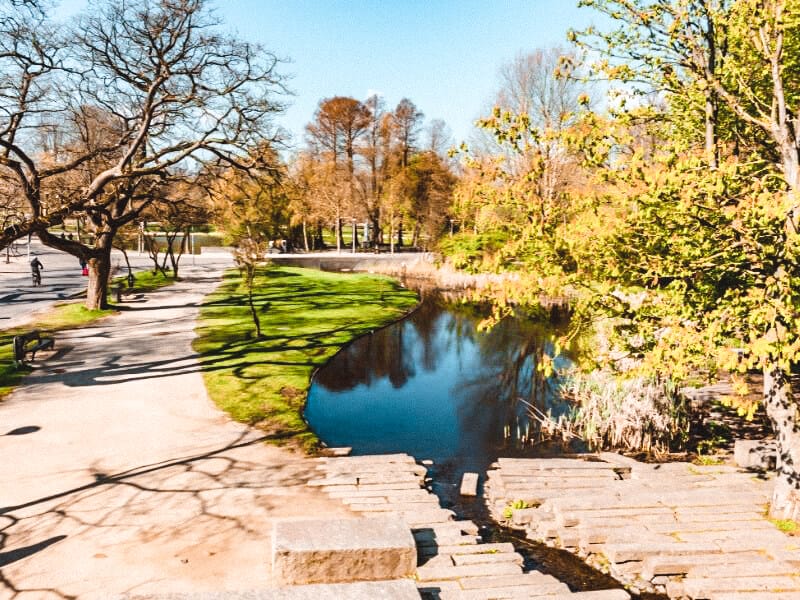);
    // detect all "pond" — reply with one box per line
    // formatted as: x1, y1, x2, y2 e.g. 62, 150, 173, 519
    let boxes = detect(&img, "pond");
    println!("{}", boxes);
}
304, 291, 580, 473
